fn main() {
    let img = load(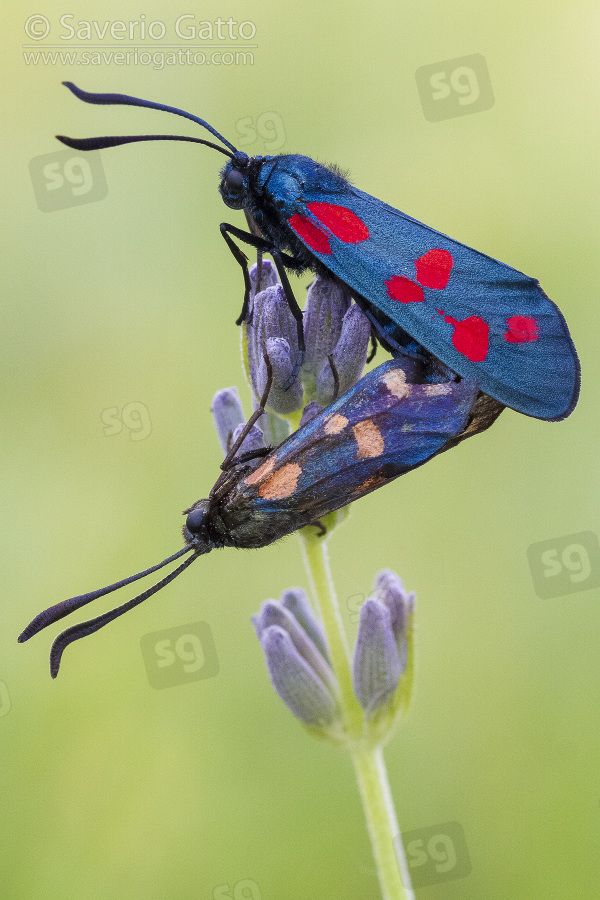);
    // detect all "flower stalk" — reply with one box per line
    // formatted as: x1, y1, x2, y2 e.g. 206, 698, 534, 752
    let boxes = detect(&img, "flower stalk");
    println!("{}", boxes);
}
299, 526, 414, 900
